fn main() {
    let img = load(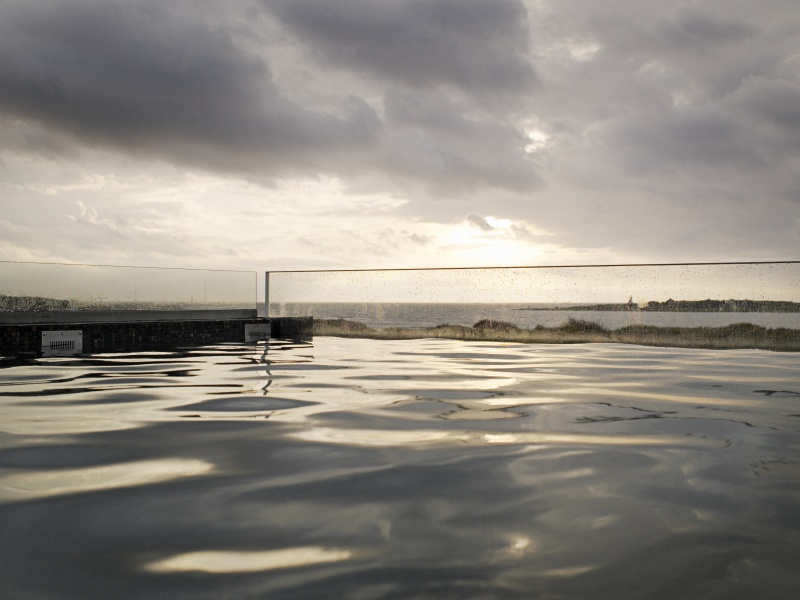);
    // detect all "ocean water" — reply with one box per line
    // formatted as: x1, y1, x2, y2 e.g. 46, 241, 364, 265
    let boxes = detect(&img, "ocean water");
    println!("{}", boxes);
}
270, 302, 800, 330
2, 338, 800, 599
